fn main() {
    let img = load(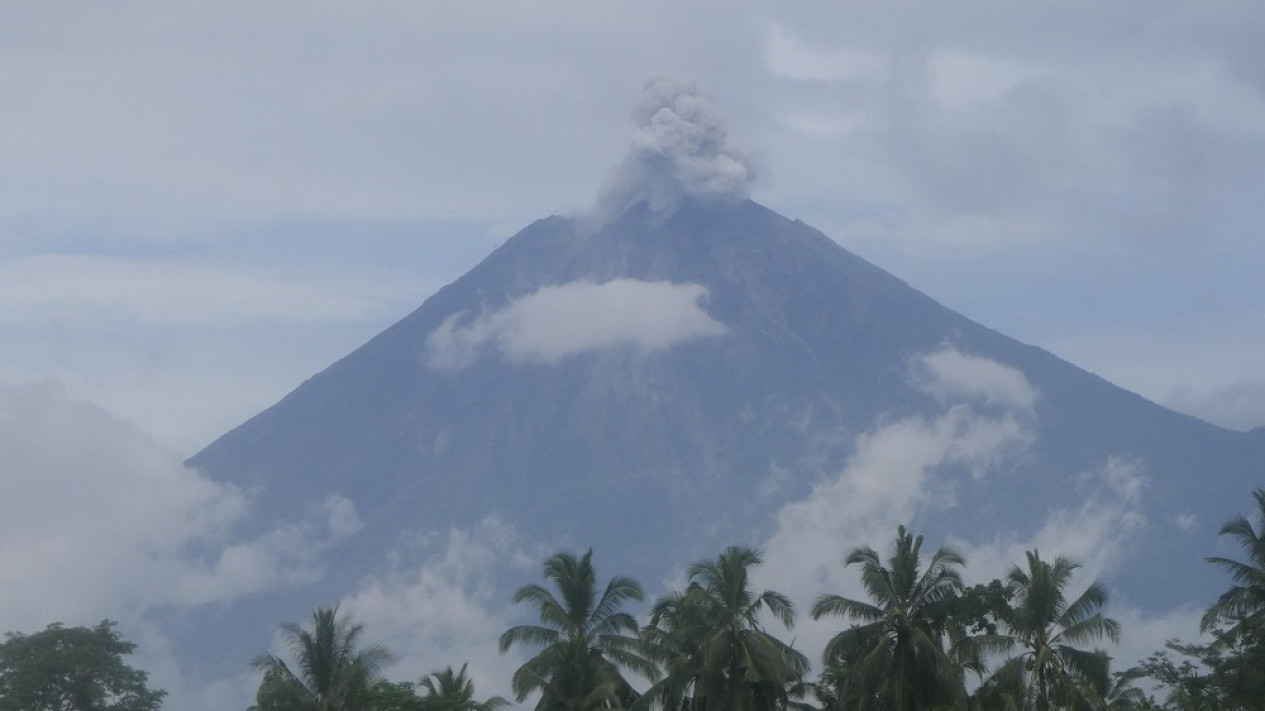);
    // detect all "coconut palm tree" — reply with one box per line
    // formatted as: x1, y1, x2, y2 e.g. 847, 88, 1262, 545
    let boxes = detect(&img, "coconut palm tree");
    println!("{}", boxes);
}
499, 549, 656, 711
986, 550, 1121, 711
252, 605, 392, 711
416, 663, 509, 711
1202, 488, 1265, 640
810, 526, 971, 711
640, 545, 809, 711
